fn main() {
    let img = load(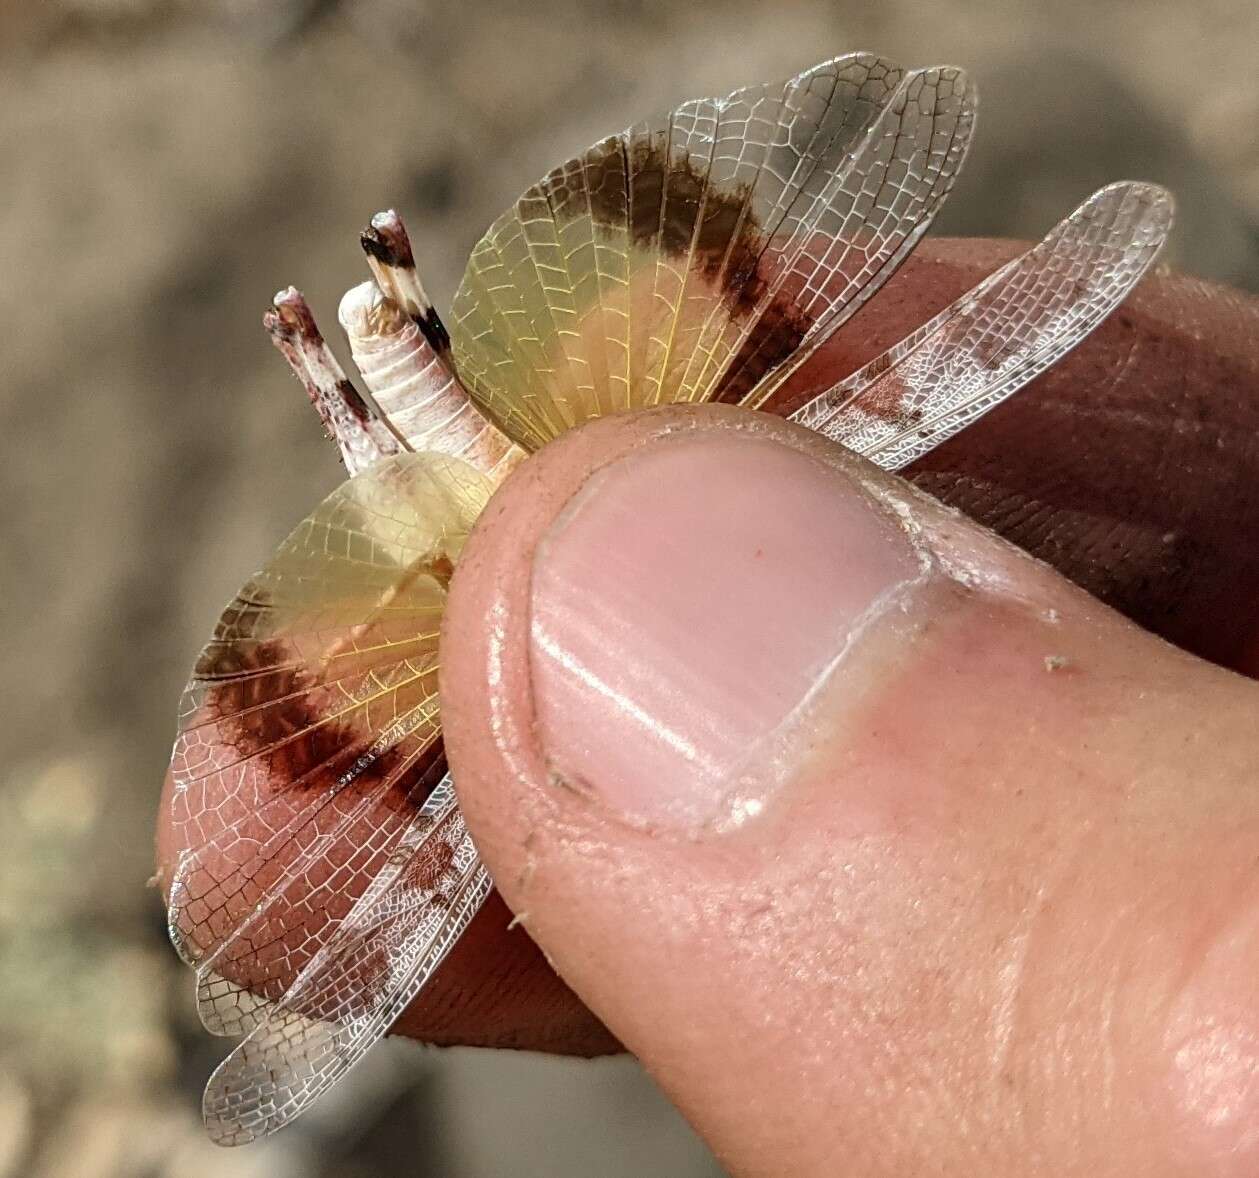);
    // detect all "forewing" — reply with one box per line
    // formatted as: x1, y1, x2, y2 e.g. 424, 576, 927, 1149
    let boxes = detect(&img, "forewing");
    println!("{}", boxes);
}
202, 775, 491, 1145
718, 64, 974, 407
449, 53, 974, 450
791, 181, 1175, 470
166, 451, 493, 1064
